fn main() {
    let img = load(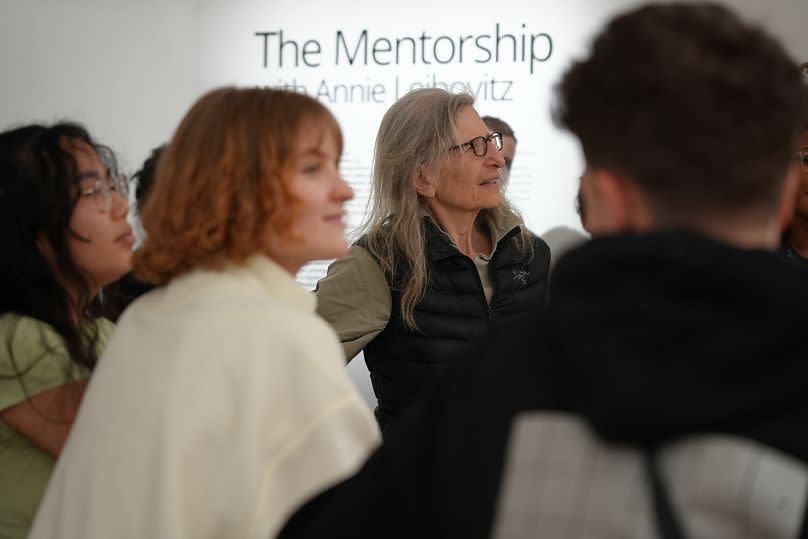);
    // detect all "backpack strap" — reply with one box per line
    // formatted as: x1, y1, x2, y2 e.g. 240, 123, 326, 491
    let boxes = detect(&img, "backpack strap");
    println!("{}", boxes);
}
643, 448, 687, 539
798, 501, 808, 539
